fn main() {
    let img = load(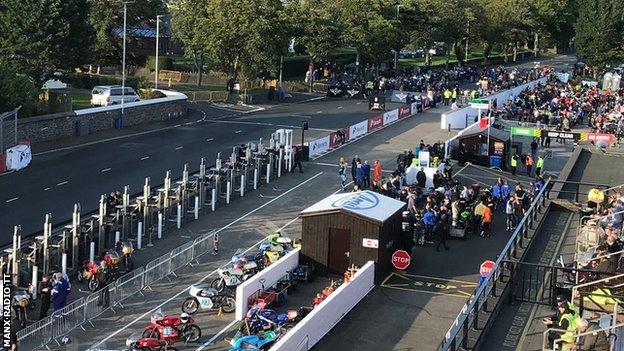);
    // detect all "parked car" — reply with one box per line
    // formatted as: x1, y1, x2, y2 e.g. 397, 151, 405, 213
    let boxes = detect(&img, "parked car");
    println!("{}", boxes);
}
91, 85, 140, 106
